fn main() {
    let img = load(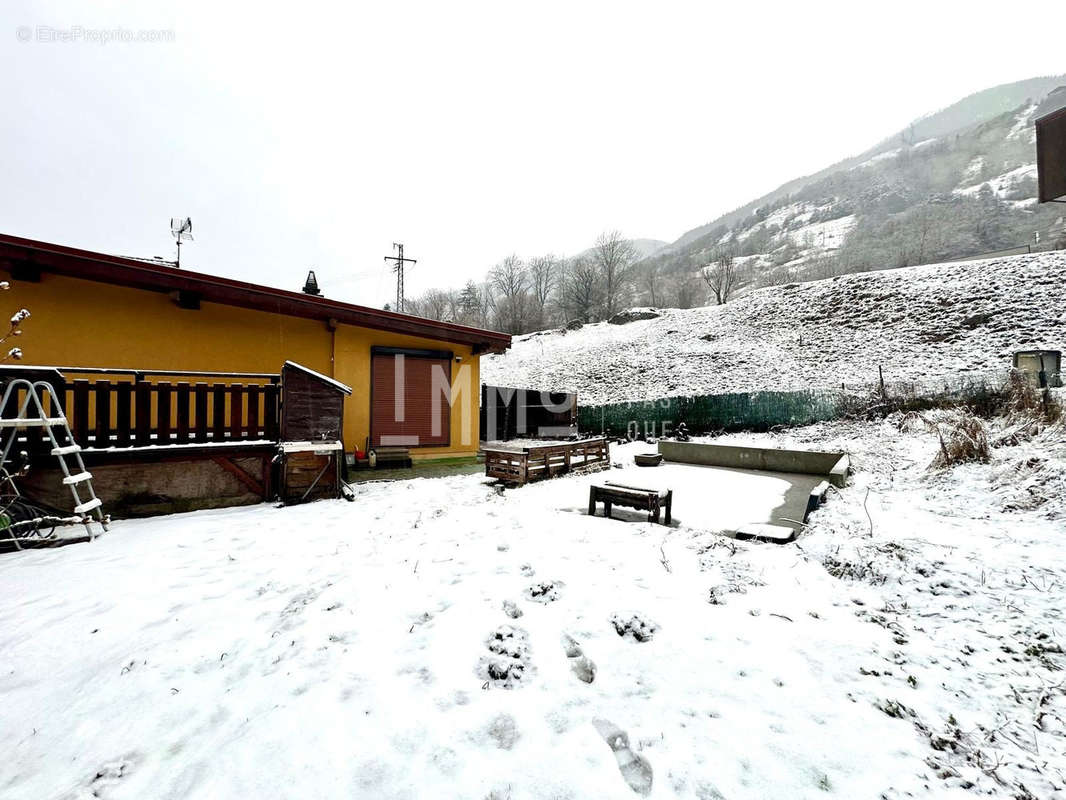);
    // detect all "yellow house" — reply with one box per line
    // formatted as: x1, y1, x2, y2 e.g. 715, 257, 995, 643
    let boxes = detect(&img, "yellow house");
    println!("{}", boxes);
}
0, 232, 511, 461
